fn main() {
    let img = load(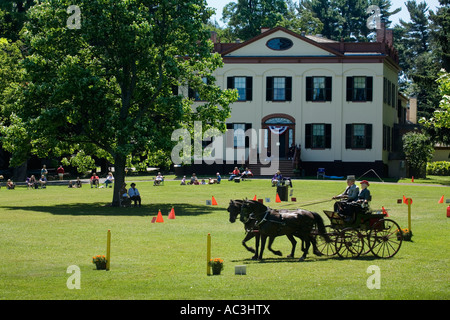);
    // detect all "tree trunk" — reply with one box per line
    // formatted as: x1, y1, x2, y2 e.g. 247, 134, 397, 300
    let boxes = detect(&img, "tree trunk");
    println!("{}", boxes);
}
112, 153, 127, 207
